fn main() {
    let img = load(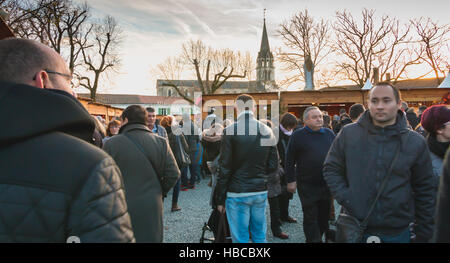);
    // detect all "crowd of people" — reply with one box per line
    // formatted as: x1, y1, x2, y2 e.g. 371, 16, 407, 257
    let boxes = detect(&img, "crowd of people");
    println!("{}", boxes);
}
0, 38, 449, 243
